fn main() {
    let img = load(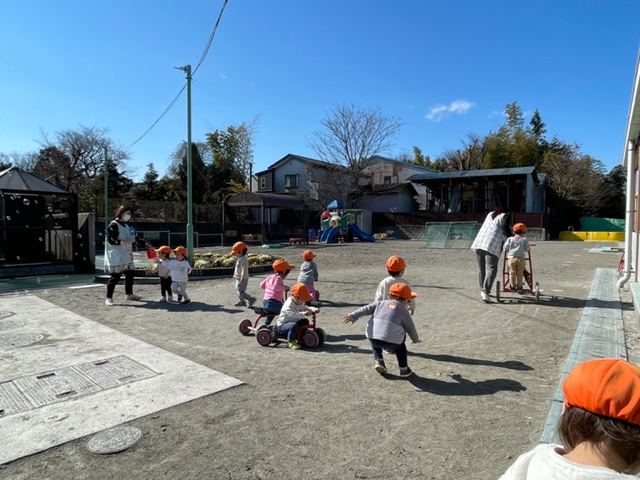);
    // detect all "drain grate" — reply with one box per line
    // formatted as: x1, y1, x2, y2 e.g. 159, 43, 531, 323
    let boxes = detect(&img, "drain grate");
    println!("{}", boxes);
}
13, 367, 101, 407
0, 382, 33, 417
74, 356, 157, 389
0, 333, 43, 348
0, 320, 26, 332
87, 426, 143, 454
